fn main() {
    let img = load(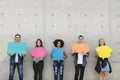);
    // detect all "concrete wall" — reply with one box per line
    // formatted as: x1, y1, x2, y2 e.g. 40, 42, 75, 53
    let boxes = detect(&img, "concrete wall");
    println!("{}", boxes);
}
0, 0, 120, 80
